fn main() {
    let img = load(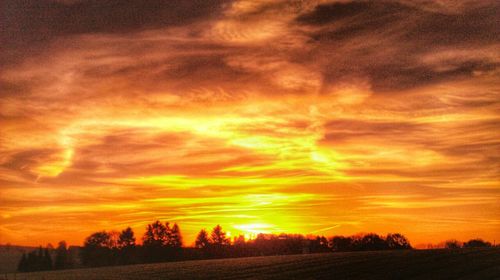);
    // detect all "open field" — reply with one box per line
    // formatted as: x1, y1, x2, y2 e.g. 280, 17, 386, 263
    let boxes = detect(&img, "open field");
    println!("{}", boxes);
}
2, 248, 499, 280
